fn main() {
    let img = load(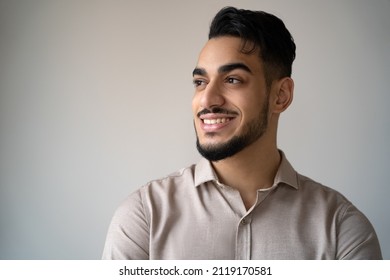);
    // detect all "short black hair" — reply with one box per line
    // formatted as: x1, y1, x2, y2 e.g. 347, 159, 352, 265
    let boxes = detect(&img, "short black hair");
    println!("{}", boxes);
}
209, 7, 296, 87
